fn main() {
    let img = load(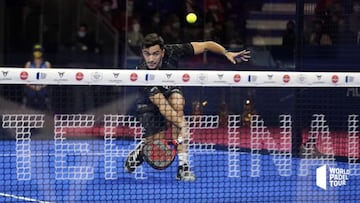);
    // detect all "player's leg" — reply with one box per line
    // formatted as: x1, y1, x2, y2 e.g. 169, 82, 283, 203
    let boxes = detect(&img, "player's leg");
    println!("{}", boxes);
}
168, 90, 195, 181
125, 111, 167, 173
